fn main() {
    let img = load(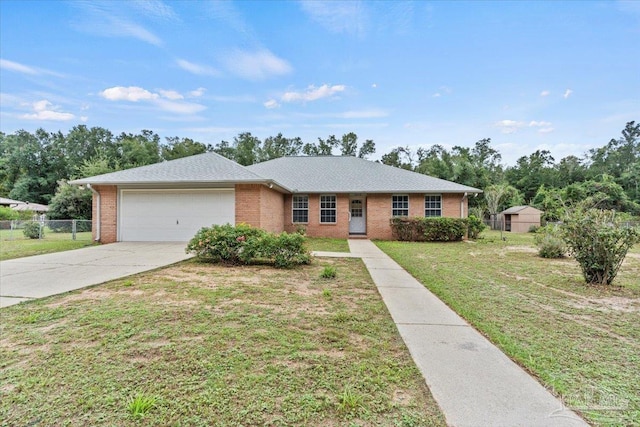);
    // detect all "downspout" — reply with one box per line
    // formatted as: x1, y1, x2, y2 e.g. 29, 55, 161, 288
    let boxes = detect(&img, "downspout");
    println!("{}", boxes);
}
87, 184, 101, 241
460, 192, 468, 218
